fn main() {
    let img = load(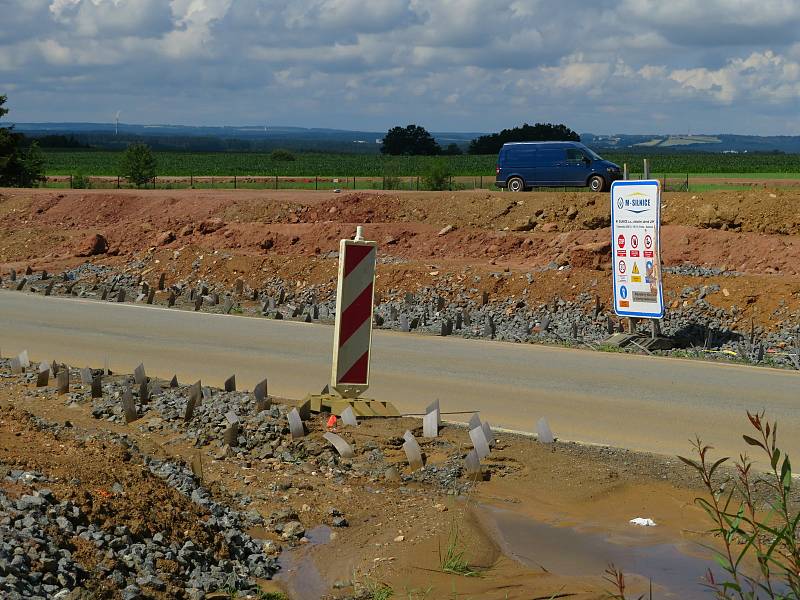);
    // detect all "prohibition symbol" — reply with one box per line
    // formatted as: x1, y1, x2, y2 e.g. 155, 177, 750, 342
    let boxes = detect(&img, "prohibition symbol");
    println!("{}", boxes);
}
618, 260, 626, 274
645, 234, 653, 249
631, 235, 639, 248
617, 234, 625, 248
